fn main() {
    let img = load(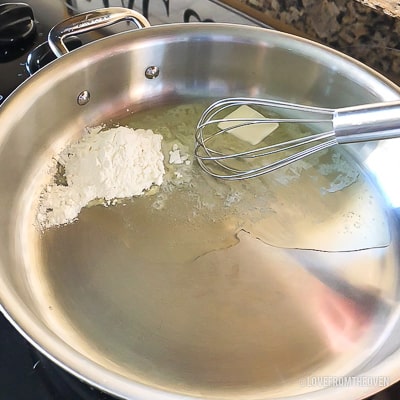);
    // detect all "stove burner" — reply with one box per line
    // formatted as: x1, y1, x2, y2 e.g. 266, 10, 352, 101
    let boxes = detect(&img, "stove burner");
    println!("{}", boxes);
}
26, 36, 82, 75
